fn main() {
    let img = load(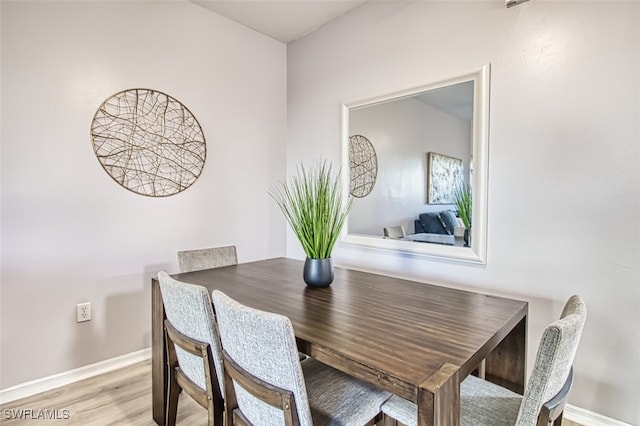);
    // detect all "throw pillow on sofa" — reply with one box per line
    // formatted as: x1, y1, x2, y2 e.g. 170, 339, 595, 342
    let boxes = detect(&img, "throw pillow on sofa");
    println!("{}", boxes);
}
438, 210, 458, 235
416, 212, 448, 234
